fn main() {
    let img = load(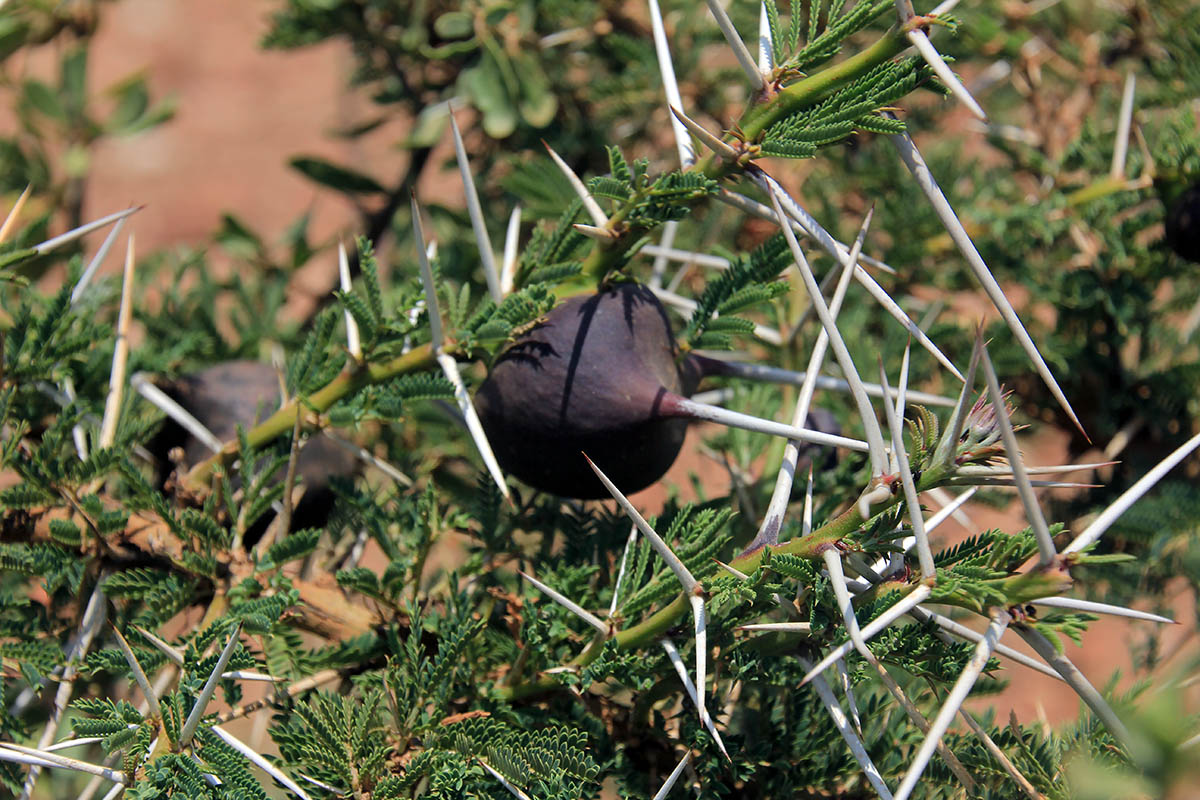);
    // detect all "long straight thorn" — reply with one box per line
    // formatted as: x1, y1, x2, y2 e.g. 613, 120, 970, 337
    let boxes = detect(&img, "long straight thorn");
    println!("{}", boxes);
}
501, 205, 521, 296
979, 340, 1056, 566
669, 106, 740, 161
520, 571, 607, 634
691, 593, 708, 725
111, 627, 162, 719
663, 395, 871, 453
660, 640, 730, 760
823, 549, 872, 659
1064, 430, 1200, 554
34, 205, 142, 255
798, 657, 894, 799
886, 127, 1085, 438
411, 195, 443, 350
1028, 596, 1174, 624
609, 524, 639, 617
705, 0, 768, 89
132, 374, 224, 453
801, 585, 933, 685
98, 235, 136, 450
0, 184, 31, 244
209, 725, 312, 800
543, 141, 608, 228
450, 115, 502, 303
934, 336, 982, 466
338, 241, 362, 361
647, 0, 696, 166
757, 1, 775, 73
179, 623, 242, 748
1013, 624, 1133, 749
892, 610, 1010, 800
698, 358, 955, 407
71, 216, 127, 305
765, 179, 888, 476
653, 751, 693, 800
906, 29, 987, 121
1111, 71, 1136, 179
586, 455, 696, 593
878, 358, 937, 580
0, 744, 125, 783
